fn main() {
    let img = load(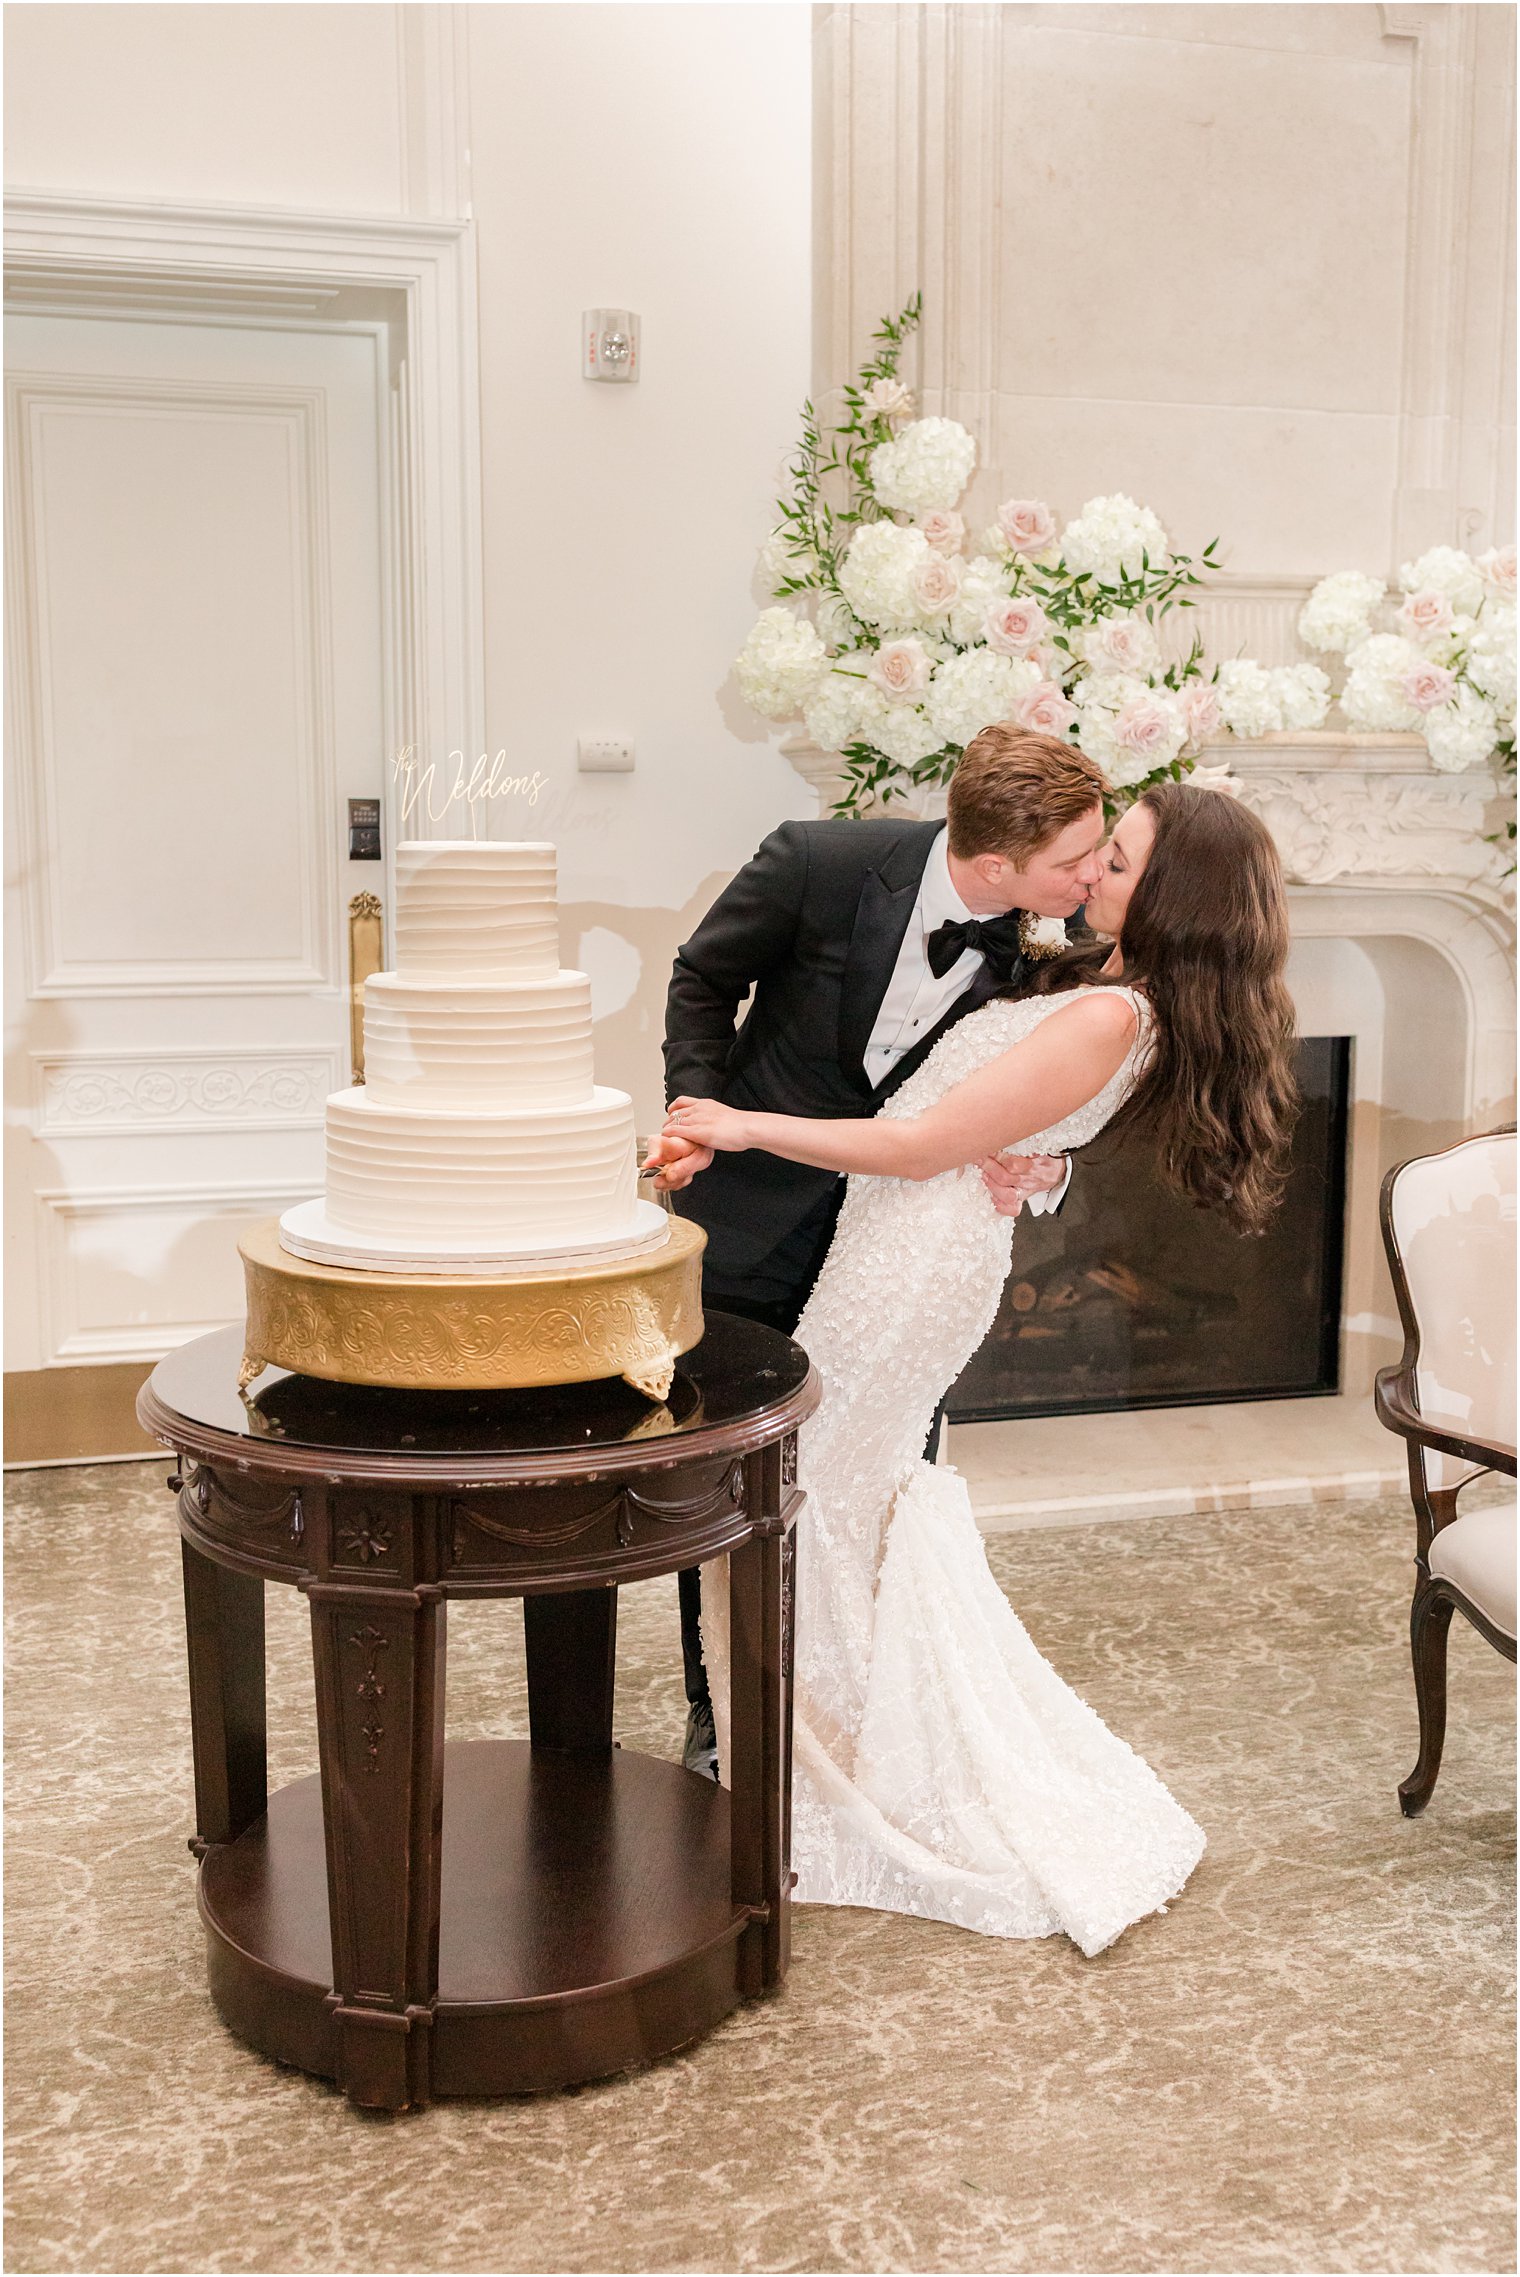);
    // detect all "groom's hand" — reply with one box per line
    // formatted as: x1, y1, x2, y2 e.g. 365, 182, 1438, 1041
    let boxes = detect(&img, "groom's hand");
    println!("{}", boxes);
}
642, 1131, 715, 1192
981, 1152, 1067, 1218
